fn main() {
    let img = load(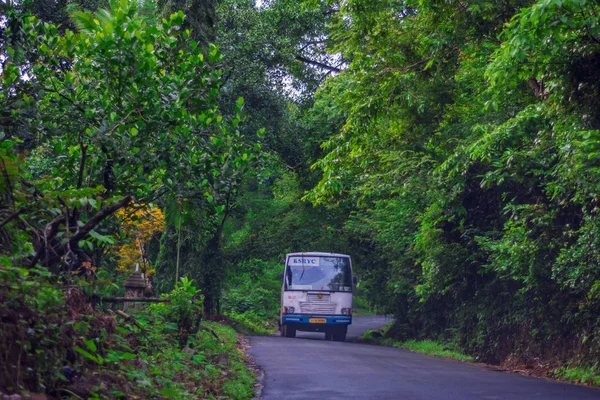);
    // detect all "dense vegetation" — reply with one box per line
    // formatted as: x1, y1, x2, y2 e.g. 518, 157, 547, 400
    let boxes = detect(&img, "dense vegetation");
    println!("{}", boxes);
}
2, 0, 600, 396
302, 0, 600, 381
